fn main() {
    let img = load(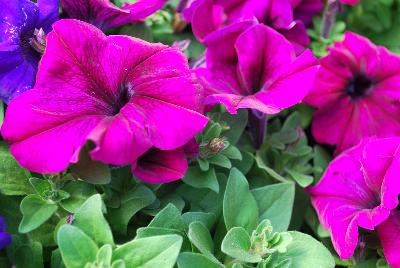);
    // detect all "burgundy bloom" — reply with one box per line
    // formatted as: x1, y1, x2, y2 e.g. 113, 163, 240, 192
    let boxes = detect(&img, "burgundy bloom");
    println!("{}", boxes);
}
132, 139, 199, 183
289, 0, 323, 26
1, 19, 208, 183
305, 32, 400, 153
61, 0, 166, 30
308, 138, 400, 267
182, 0, 310, 52
196, 21, 318, 115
